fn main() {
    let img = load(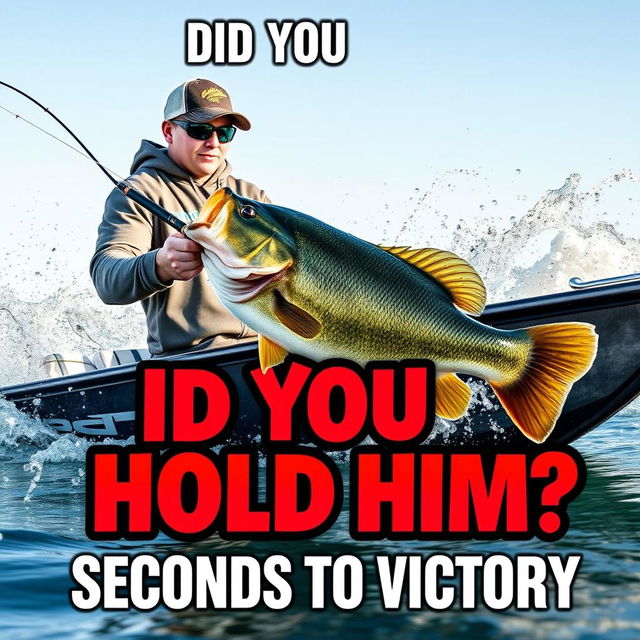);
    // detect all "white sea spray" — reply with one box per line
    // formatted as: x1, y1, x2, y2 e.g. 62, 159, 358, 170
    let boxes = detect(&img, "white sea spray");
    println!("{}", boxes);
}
0, 277, 147, 386
0, 396, 56, 450
22, 434, 136, 502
